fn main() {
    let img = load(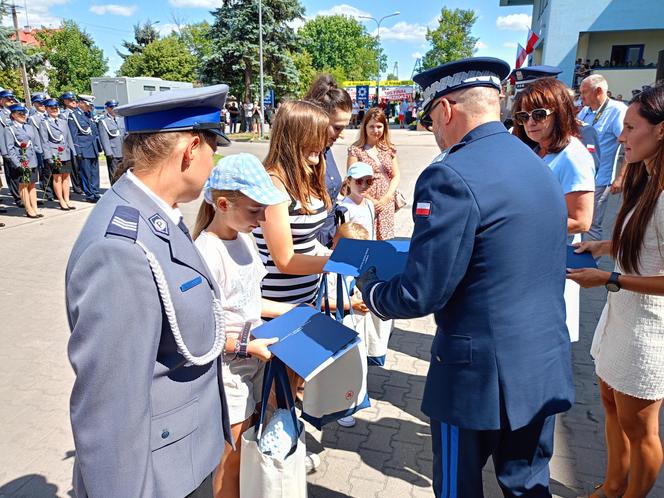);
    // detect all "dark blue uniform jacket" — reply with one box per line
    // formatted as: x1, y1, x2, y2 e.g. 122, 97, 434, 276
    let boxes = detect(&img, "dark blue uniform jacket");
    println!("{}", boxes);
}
365, 121, 574, 431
